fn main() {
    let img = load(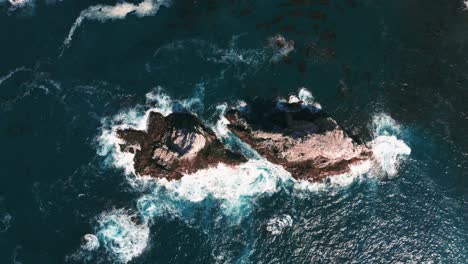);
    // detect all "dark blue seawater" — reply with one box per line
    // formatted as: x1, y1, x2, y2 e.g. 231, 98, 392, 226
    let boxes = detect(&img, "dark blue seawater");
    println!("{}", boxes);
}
0, 0, 466, 263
